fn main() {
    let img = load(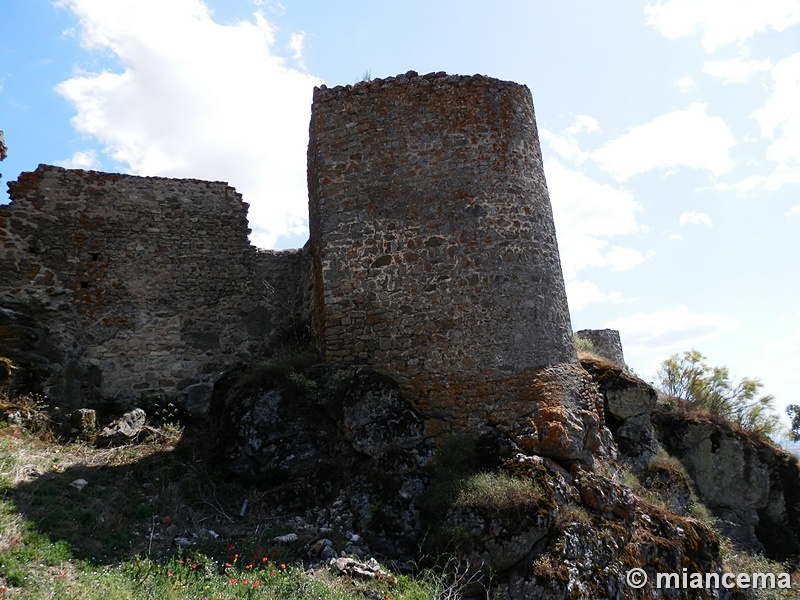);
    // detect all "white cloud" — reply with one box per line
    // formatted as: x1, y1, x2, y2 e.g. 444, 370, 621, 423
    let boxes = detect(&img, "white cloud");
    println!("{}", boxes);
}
749, 52, 800, 190
546, 160, 644, 280
787, 205, 800, 217
541, 114, 600, 165
54, 0, 322, 249
675, 76, 696, 92
289, 32, 305, 60
765, 324, 800, 357
57, 149, 100, 170
605, 246, 648, 271
607, 306, 739, 353
644, 0, 800, 52
566, 280, 622, 311
566, 114, 600, 136
540, 130, 588, 164
703, 58, 772, 83
591, 103, 736, 181
679, 211, 713, 226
